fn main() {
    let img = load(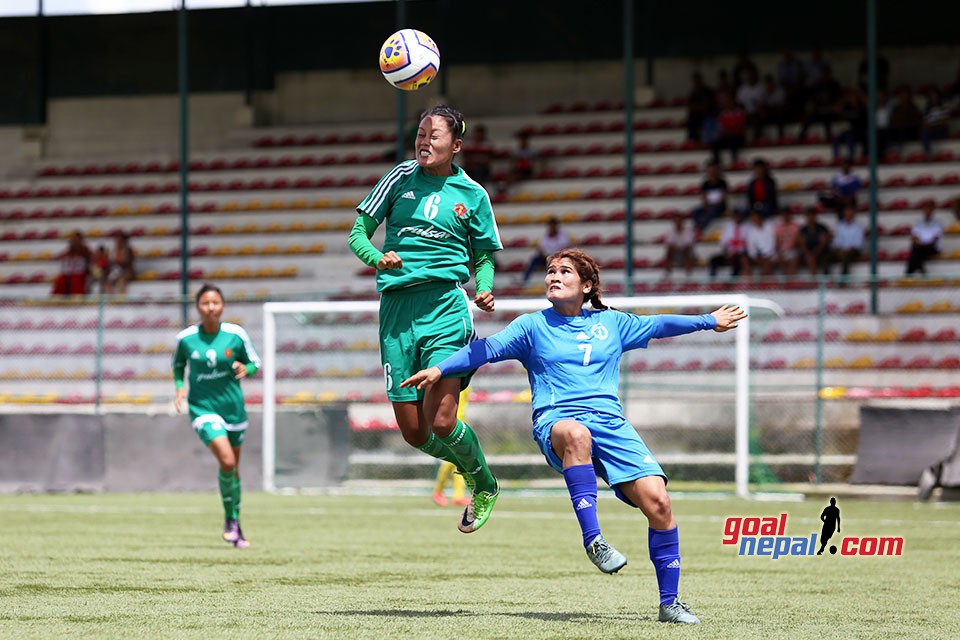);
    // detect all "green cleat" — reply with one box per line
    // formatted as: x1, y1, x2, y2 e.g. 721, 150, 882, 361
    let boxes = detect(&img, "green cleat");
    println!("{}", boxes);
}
585, 535, 628, 574
658, 598, 701, 624
457, 478, 499, 533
